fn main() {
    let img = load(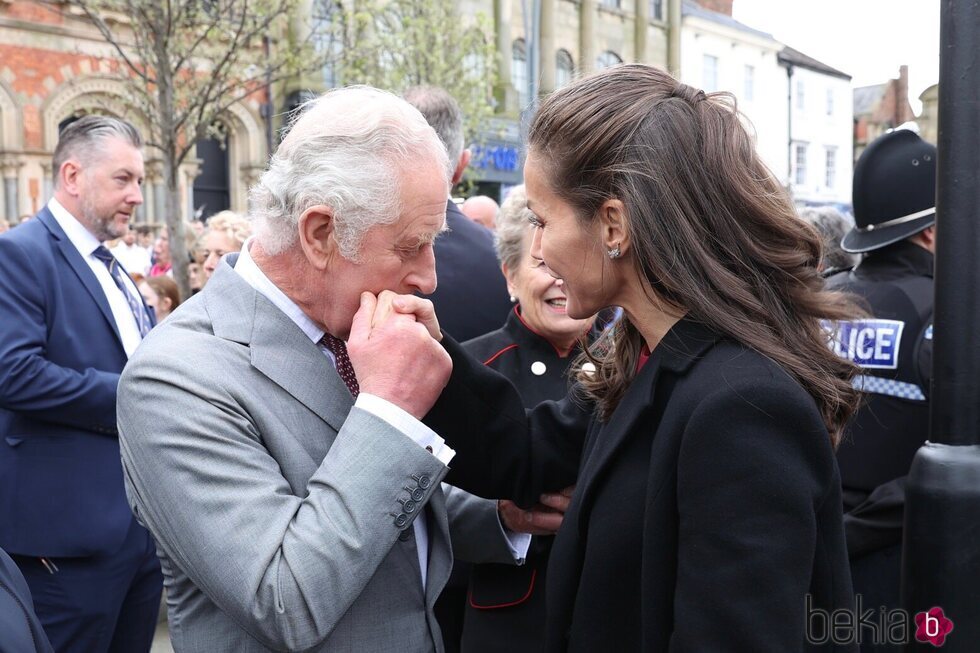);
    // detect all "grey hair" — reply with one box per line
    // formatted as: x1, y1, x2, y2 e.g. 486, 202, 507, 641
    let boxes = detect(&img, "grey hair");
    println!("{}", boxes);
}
798, 206, 860, 271
52, 115, 143, 186
494, 184, 533, 270
402, 86, 465, 165
249, 86, 451, 260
